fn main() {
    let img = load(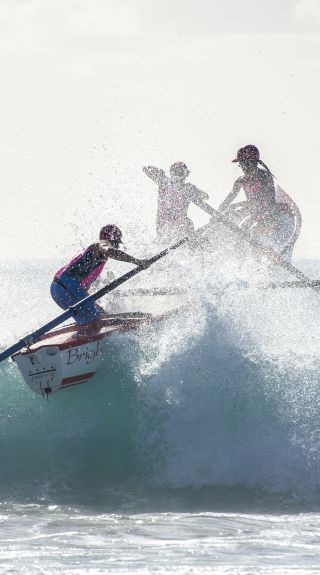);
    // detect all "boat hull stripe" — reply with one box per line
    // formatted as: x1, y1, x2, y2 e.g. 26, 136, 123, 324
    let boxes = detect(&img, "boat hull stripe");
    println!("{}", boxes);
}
61, 372, 95, 386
